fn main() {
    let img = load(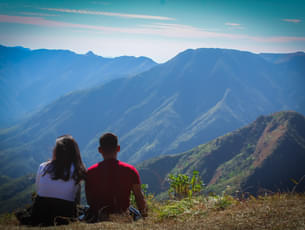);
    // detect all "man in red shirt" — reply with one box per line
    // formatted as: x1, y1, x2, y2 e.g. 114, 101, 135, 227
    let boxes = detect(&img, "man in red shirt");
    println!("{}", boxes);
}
85, 133, 147, 220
